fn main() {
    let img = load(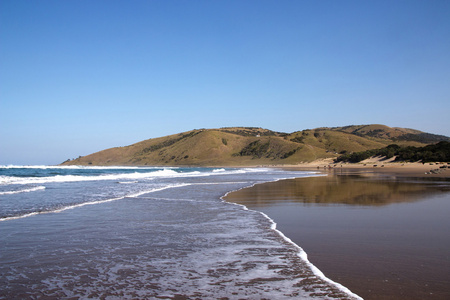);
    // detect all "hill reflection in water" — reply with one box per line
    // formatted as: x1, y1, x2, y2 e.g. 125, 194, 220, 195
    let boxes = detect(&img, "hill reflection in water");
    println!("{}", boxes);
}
225, 174, 450, 300
227, 174, 450, 207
